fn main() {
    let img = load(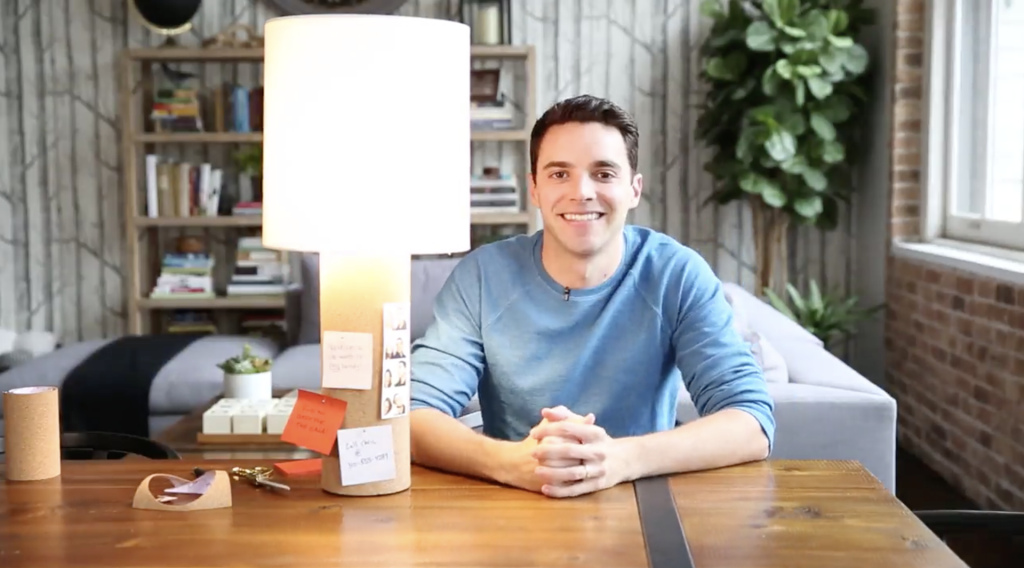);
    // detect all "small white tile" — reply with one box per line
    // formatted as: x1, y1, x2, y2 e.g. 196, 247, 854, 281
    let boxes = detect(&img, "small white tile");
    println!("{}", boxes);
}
232, 409, 267, 434
202, 407, 234, 434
